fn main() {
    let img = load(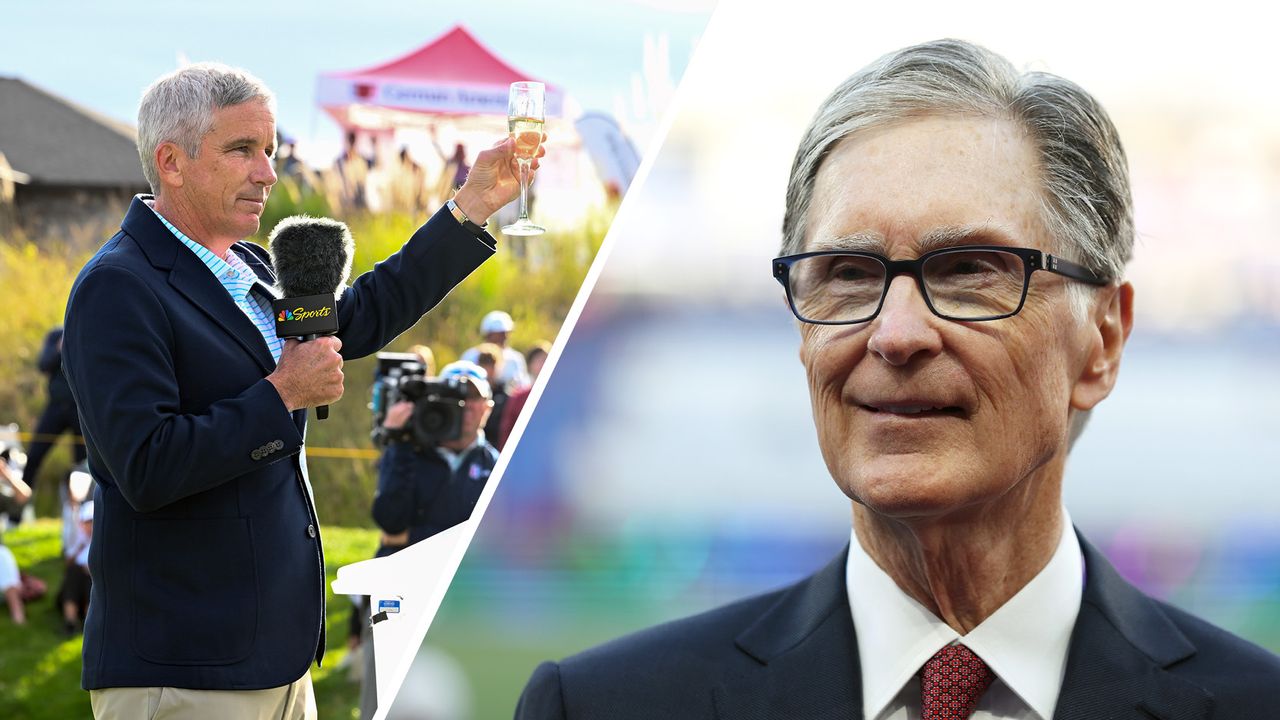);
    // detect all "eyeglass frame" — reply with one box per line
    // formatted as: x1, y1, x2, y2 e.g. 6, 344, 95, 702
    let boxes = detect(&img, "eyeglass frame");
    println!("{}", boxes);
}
771, 245, 1111, 325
